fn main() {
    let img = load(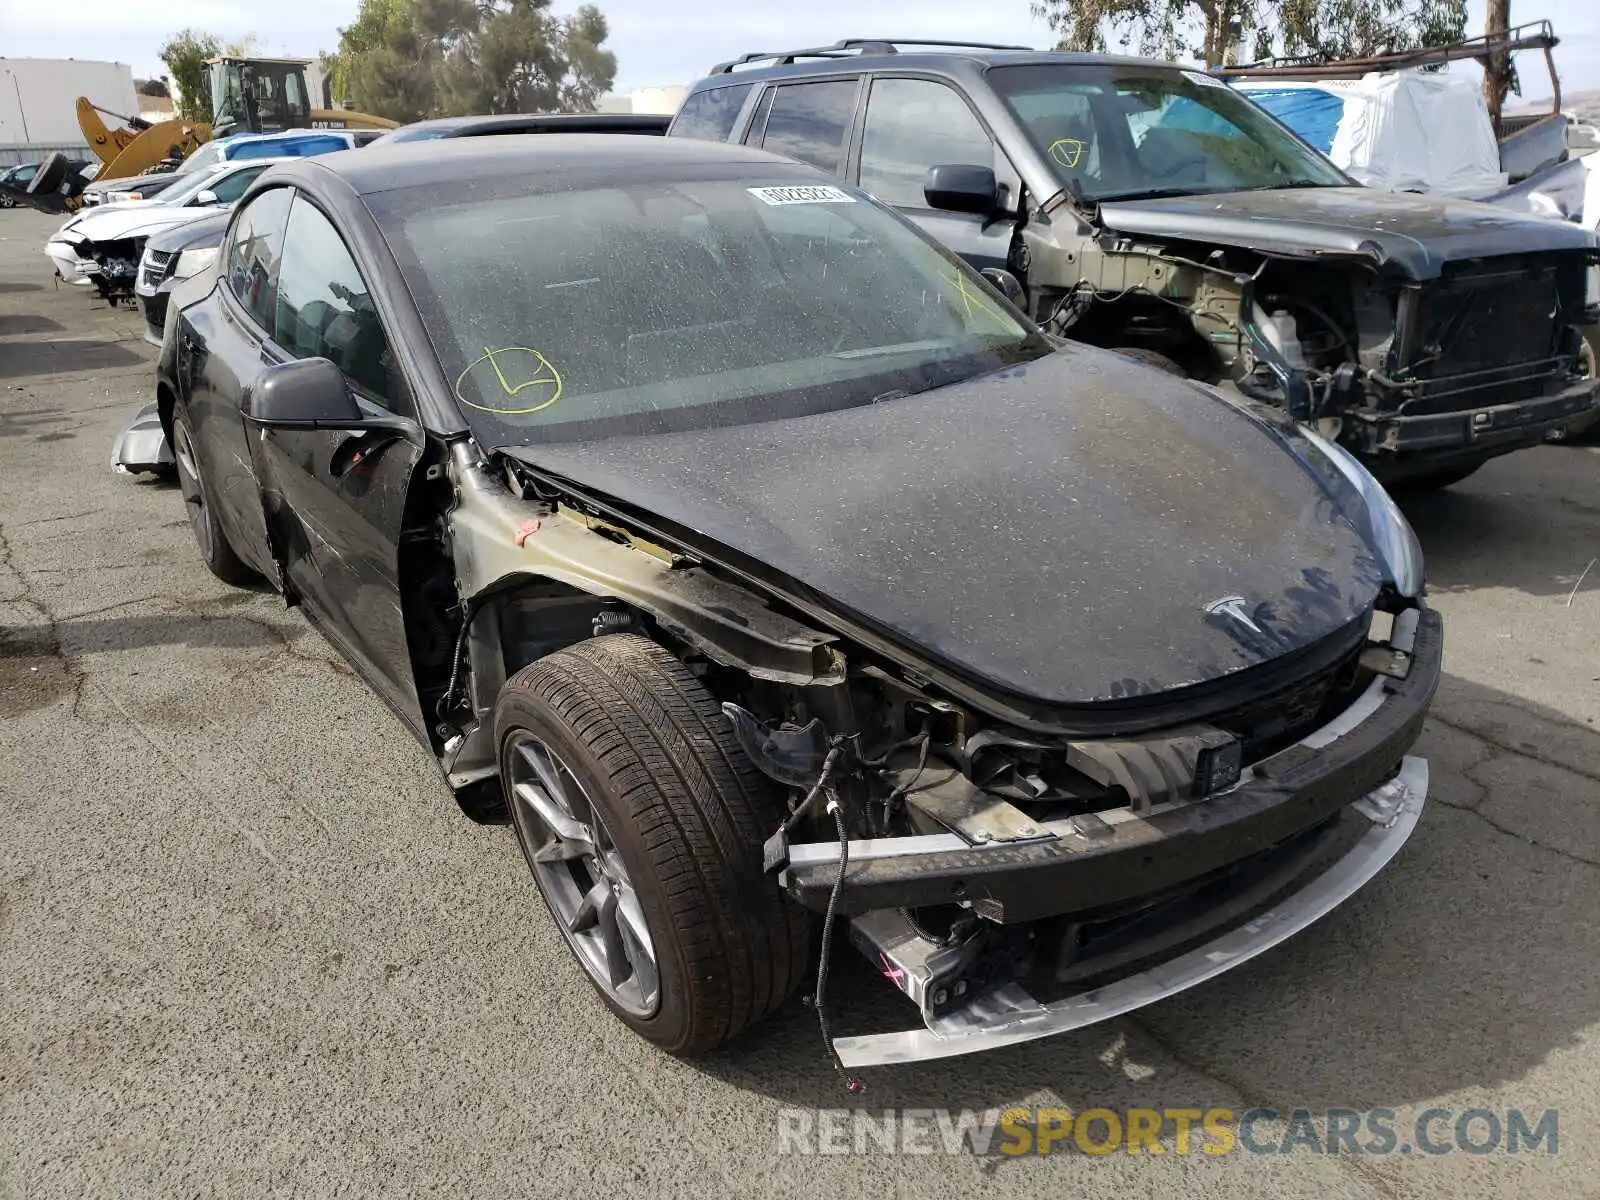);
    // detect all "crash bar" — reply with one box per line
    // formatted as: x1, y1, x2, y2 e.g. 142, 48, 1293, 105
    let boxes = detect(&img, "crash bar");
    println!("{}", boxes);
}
832, 755, 1428, 1067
